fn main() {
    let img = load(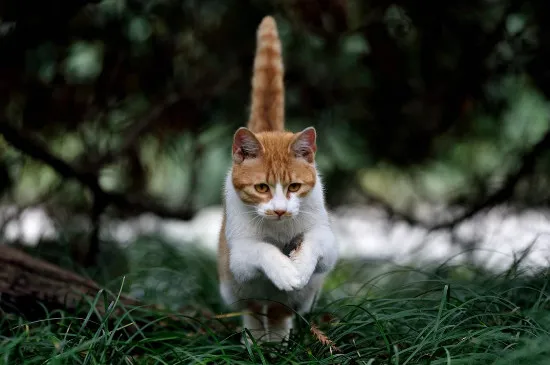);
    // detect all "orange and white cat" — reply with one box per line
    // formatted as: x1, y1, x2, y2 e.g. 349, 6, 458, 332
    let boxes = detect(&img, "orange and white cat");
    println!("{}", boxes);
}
217, 16, 338, 343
